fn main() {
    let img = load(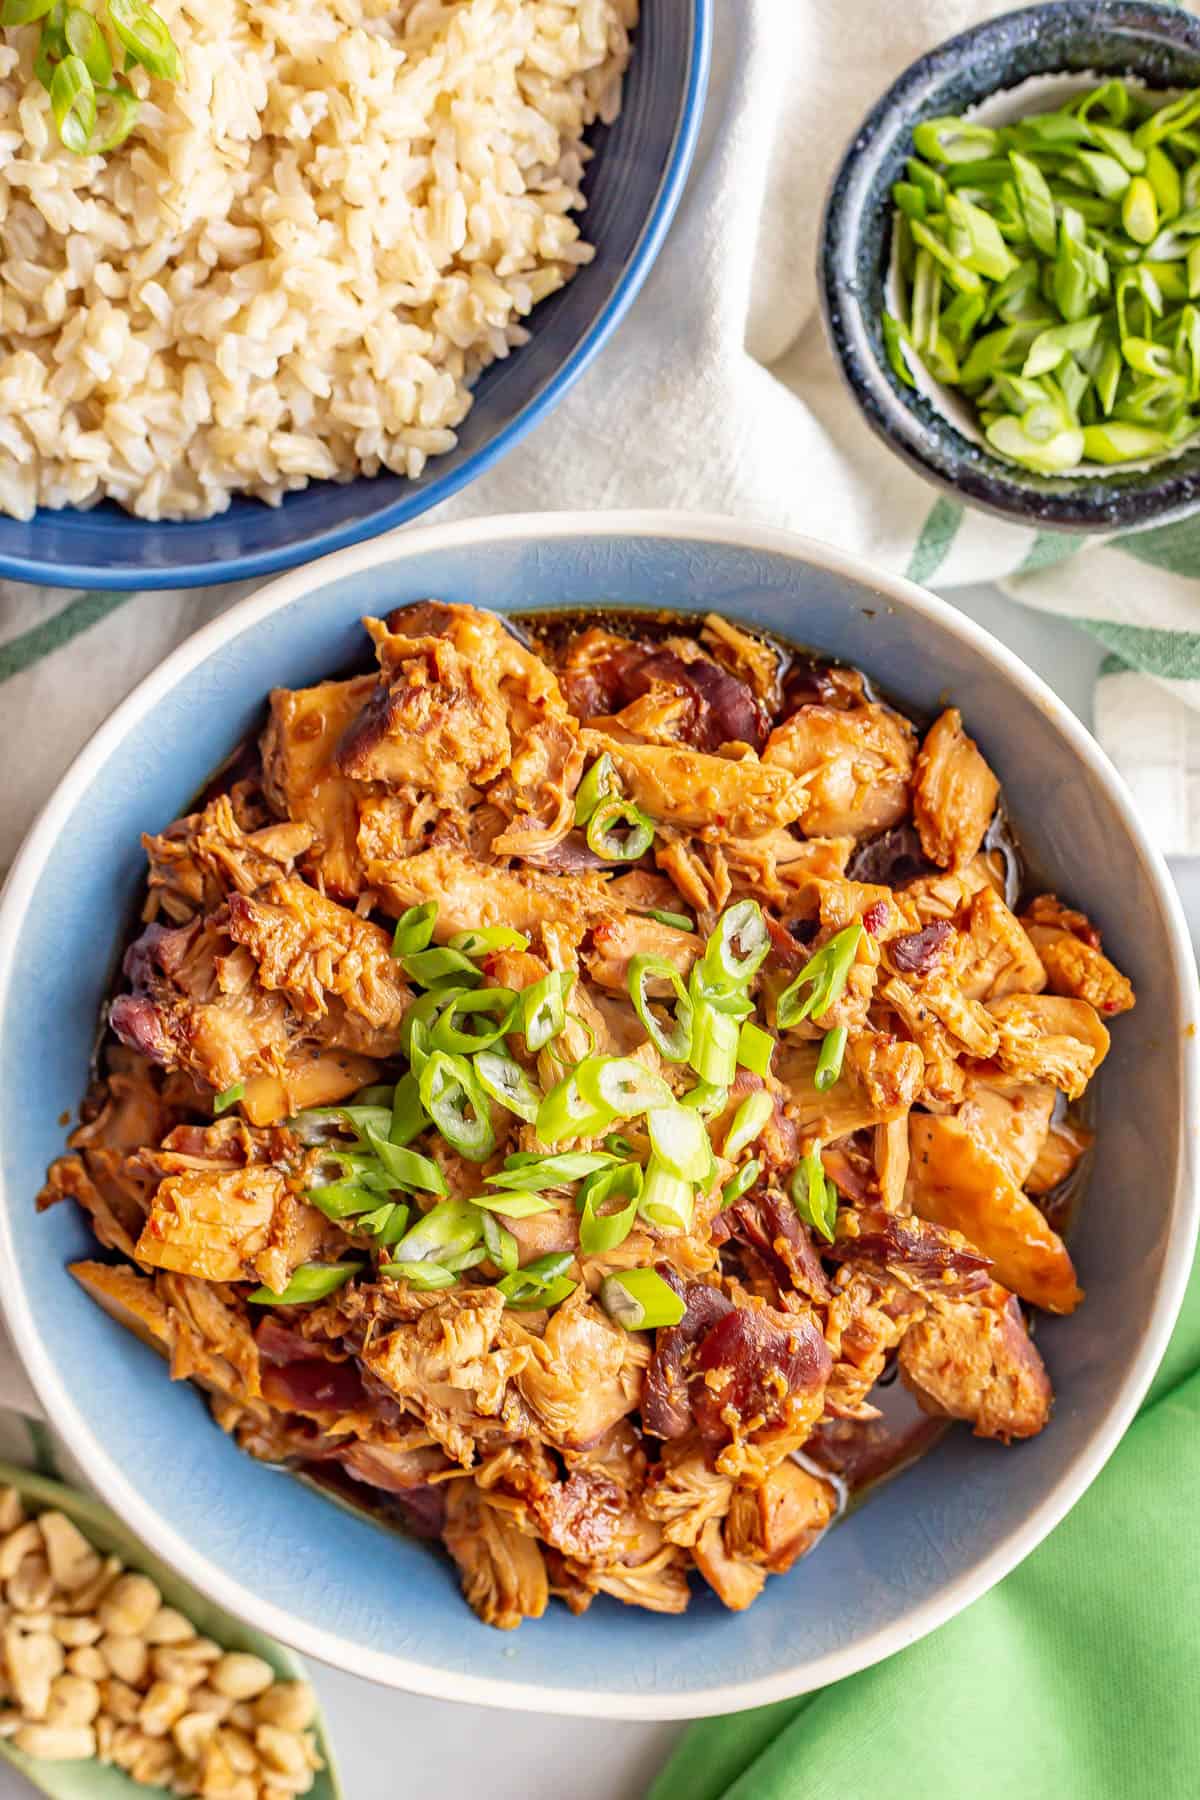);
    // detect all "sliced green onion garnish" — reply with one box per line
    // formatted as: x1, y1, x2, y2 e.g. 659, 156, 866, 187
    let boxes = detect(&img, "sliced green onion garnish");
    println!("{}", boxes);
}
577, 1162, 642, 1256
600, 1268, 685, 1331
378, 1260, 456, 1291
363, 1127, 447, 1195
429, 987, 516, 1054
49, 53, 95, 154
389, 1071, 427, 1146
534, 1070, 614, 1146
790, 1145, 838, 1243
689, 960, 754, 1018
106, 0, 178, 78
575, 1055, 674, 1118
723, 1089, 773, 1160
448, 926, 530, 956
687, 991, 740, 1088
308, 1149, 393, 1195
481, 1208, 519, 1276
213, 1080, 244, 1115
390, 901, 437, 958
64, 5, 111, 82
388, 1198, 483, 1265
702, 899, 769, 986
679, 1080, 729, 1117
402, 946, 483, 989
721, 1158, 760, 1208
418, 1051, 496, 1162
248, 1262, 361, 1305
306, 1178, 380, 1221
0, 0, 55, 22
646, 1104, 713, 1182
495, 1252, 577, 1312
638, 1158, 694, 1235
288, 1103, 393, 1147
628, 954, 693, 1063
352, 1083, 396, 1108
775, 921, 863, 1030
604, 1131, 639, 1157
355, 1202, 411, 1245
486, 1149, 615, 1193
814, 1026, 848, 1092
737, 1019, 775, 1077
398, 986, 460, 1060
472, 1049, 541, 1123
470, 1190, 556, 1219
585, 797, 655, 862
574, 752, 619, 826
441, 1245, 488, 1274
639, 909, 695, 932
521, 969, 574, 1051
